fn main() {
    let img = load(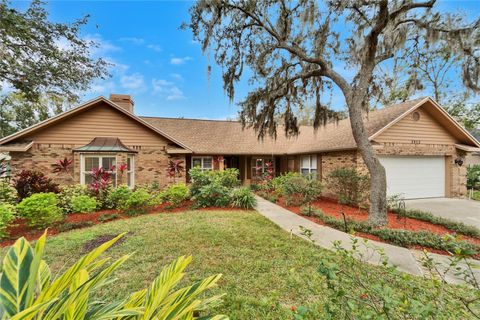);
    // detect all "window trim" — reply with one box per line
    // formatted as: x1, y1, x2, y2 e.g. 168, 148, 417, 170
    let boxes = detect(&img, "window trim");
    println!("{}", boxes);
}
127, 154, 135, 189
80, 154, 118, 186
191, 156, 213, 171
300, 155, 317, 175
